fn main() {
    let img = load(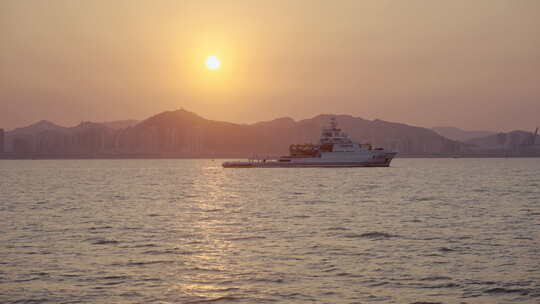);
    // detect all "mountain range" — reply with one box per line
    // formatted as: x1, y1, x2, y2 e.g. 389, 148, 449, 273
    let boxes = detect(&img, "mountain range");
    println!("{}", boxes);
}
1, 109, 538, 157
